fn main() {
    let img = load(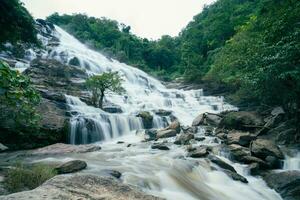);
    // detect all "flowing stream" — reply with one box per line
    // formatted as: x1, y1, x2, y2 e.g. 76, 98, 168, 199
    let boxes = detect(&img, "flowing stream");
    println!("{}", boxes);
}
30, 26, 285, 200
